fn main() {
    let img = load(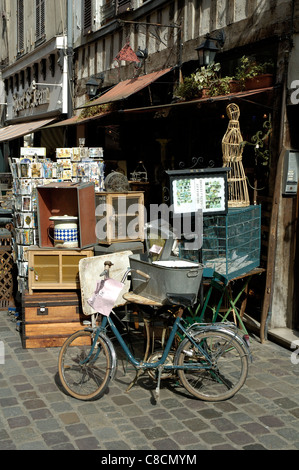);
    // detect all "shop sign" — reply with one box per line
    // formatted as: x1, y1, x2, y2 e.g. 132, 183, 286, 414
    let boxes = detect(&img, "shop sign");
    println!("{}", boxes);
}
13, 87, 50, 115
